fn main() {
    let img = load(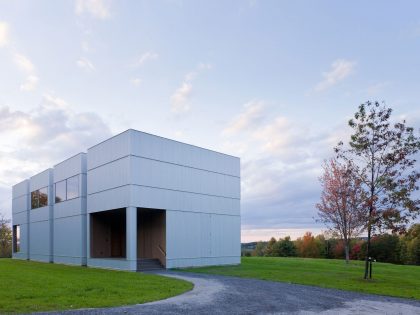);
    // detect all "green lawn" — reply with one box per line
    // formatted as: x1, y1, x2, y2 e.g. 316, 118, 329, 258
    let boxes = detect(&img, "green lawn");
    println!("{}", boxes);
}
0, 259, 192, 314
182, 257, 420, 299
